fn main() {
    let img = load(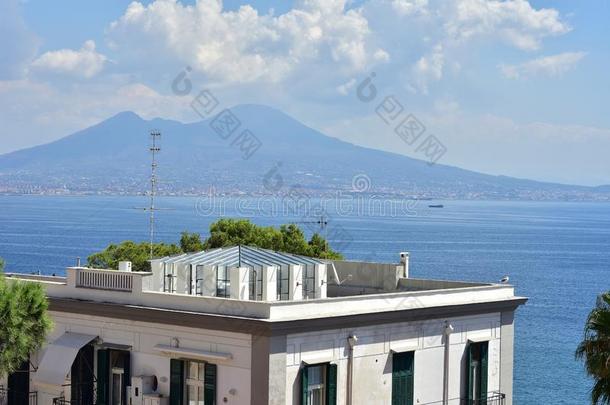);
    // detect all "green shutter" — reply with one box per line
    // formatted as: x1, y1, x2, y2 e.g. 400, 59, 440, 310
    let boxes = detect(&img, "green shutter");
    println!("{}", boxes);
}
480, 342, 488, 404
406, 354, 414, 405
204, 363, 217, 405
392, 352, 414, 405
466, 344, 473, 403
121, 350, 131, 405
170, 359, 184, 405
96, 349, 109, 405
326, 363, 337, 405
301, 366, 309, 405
